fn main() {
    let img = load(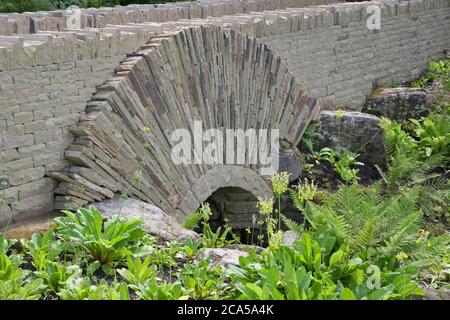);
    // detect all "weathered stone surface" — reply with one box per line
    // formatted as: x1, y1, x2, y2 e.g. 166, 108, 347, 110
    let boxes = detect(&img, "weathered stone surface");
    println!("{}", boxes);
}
93, 198, 199, 243
0, 204, 12, 226
414, 285, 450, 300
363, 88, 429, 121
0, 192, 54, 227
283, 230, 299, 247
279, 149, 305, 182
200, 248, 248, 267
317, 111, 385, 166
3, 214, 57, 240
